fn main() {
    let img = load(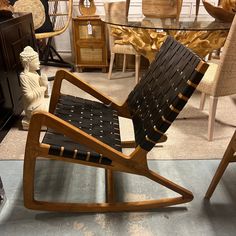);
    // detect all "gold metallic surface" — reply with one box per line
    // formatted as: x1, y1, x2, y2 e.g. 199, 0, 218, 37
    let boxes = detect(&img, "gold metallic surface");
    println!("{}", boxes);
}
111, 26, 228, 62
